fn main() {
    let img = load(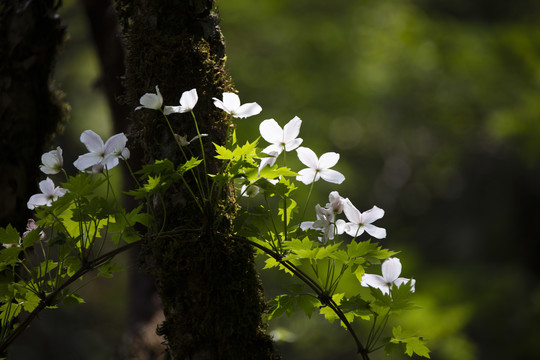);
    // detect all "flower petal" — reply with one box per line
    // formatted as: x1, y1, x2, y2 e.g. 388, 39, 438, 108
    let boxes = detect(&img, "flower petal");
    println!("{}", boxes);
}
222, 92, 241, 110
27, 194, 50, 209
284, 138, 303, 152
361, 274, 389, 294
342, 199, 362, 224
319, 169, 345, 184
163, 105, 182, 115
318, 152, 340, 169
38, 178, 55, 195
104, 133, 128, 156
74, 153, 103, 172
381, 258, 402, 283
363, 224, 386, 239
394, 278, 415, 292
235, 102, 262, 118
282, 116, 302, 143
80, 130, 104, 153
362, 206, 385, 224
259, 119, 283, 144
296, 147, 319, 169
296, 168, 318, 185
179, 88, 198, 111
344, 223, 365, 237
